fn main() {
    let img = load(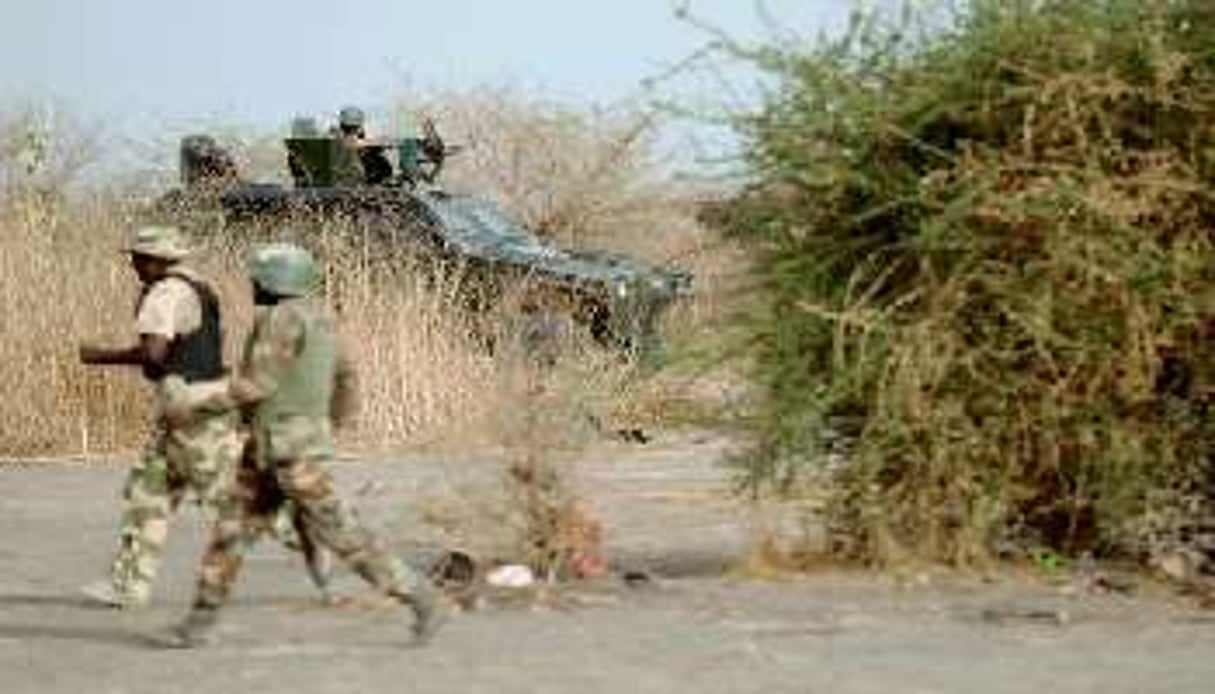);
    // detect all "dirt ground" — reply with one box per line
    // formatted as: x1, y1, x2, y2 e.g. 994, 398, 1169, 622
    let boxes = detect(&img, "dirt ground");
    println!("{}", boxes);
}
2, 431, 1214, 694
